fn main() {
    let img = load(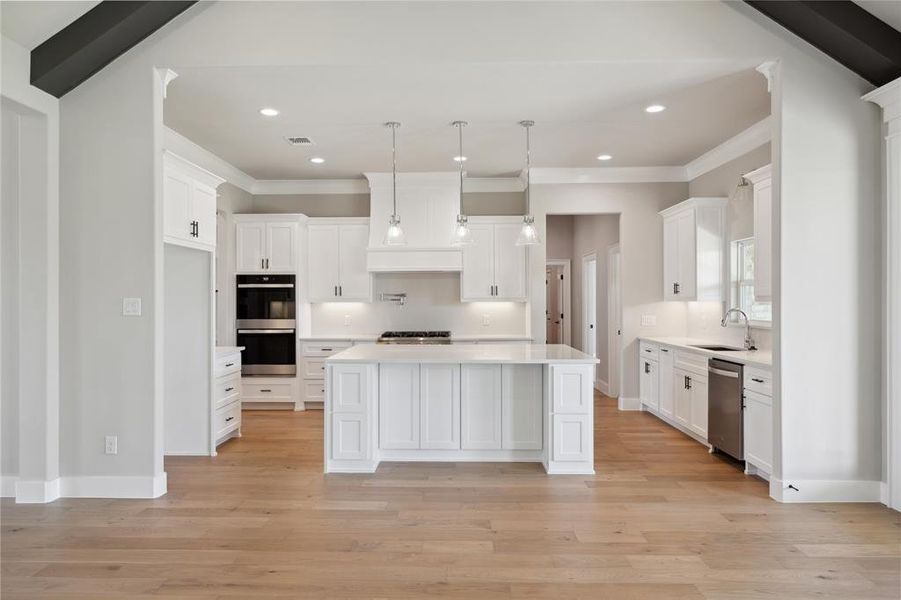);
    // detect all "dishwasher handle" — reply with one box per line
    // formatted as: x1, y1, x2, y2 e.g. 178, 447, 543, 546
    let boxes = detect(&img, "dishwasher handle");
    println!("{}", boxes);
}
709, 366, 740, 378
